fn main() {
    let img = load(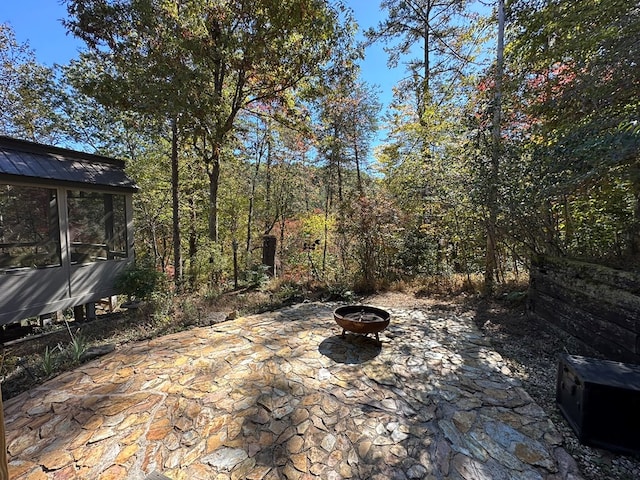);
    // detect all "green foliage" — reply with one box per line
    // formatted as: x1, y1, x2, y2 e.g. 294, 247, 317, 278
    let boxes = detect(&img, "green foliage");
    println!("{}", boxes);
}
271, 280, 305, 305
122, 133, 175, 264
508, 0, 639, 174
179, 298, 201, 325
500, 289, 527, 306
115, 261, 167, 301
337, 193, 404, 291
245, 264, 271, 290
314, 71, 382, 196
501, 0, 640, 260
187, 239, 230, 289
366, 0, 483, 115
68, 331, 87, 363
64, 0, 354, 242
41, 344, 61, 376
0, 23, 61, 142
298, 212, 332, 281
395, 227, 441, 276
3, 0, 635, 295
147, 290, 174, 323
324, 283, 356, 302
40, 332, 90, 375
